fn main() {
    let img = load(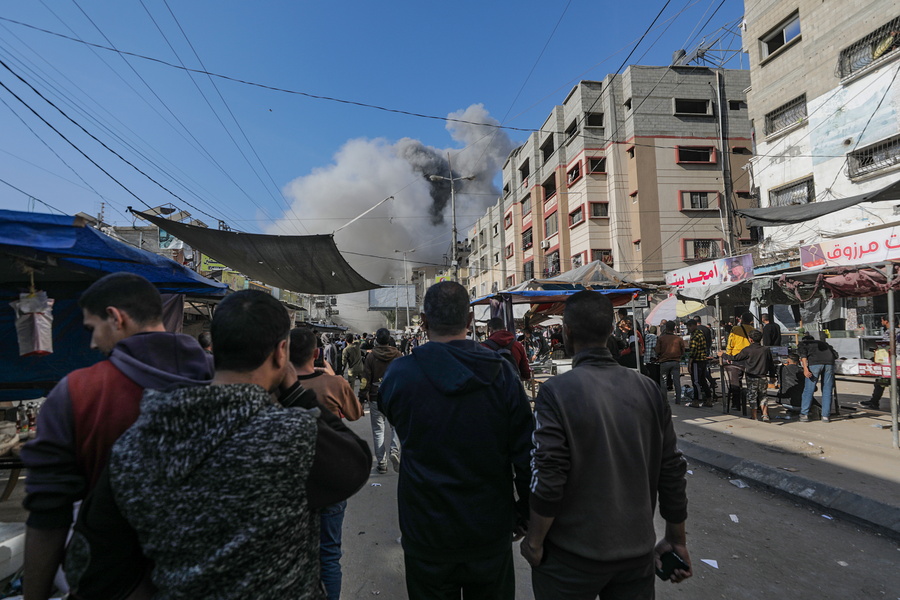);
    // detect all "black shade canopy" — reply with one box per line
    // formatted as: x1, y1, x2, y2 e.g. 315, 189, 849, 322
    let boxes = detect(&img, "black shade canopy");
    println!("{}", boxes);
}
135, 211, 379, 295
735, 179, 900, 227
